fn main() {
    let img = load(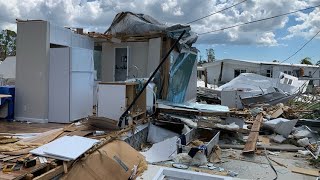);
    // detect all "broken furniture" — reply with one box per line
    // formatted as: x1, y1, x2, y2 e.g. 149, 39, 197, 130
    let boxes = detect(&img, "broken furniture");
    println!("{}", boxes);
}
177, 128, 220, 157
97, 82, 146, 125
